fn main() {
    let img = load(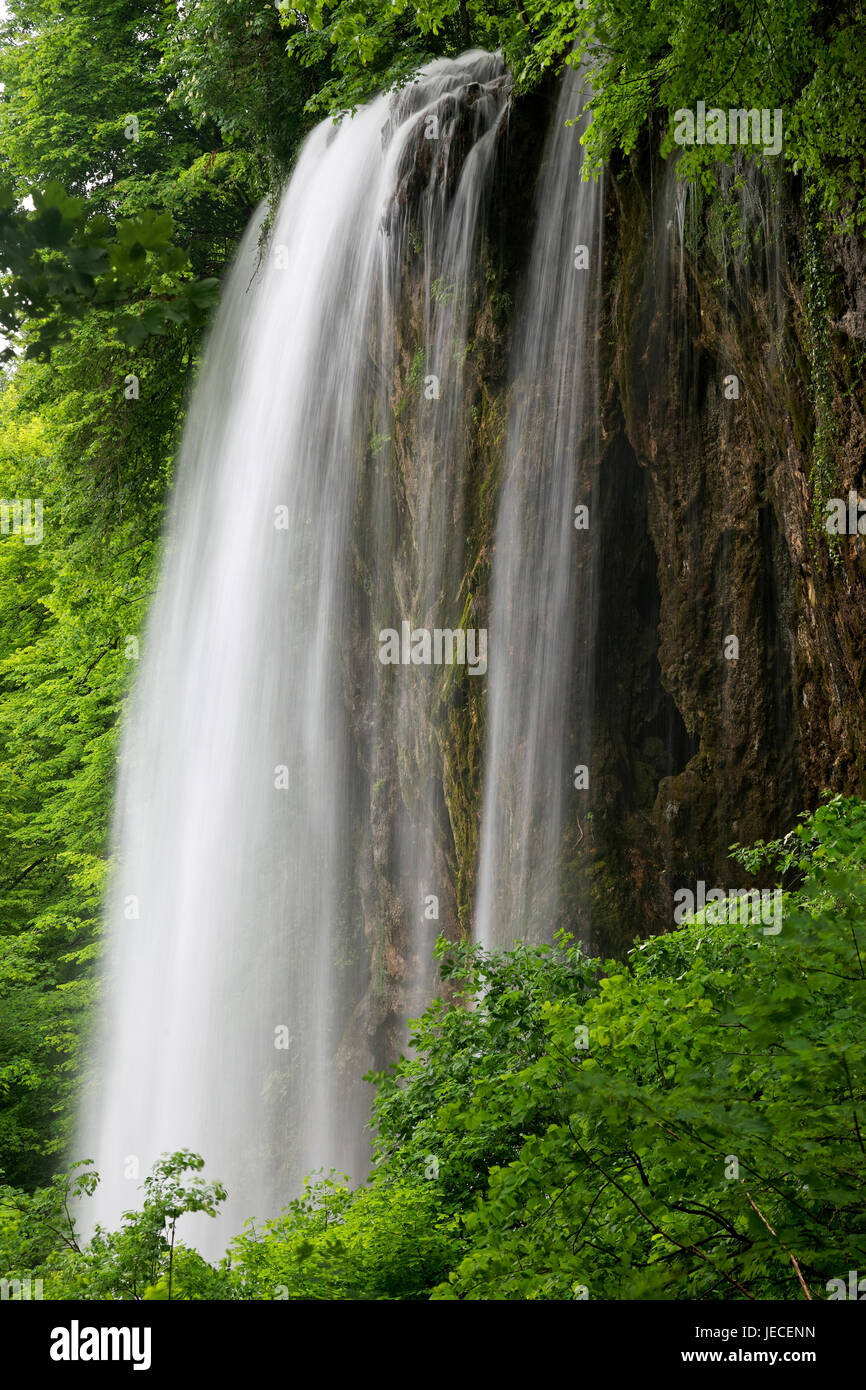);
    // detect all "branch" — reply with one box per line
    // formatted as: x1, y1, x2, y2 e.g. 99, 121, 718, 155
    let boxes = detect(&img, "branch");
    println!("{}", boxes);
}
742, 1187, 812, 1300
1, 857, 48, 892
568, 1128, 757, 1300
